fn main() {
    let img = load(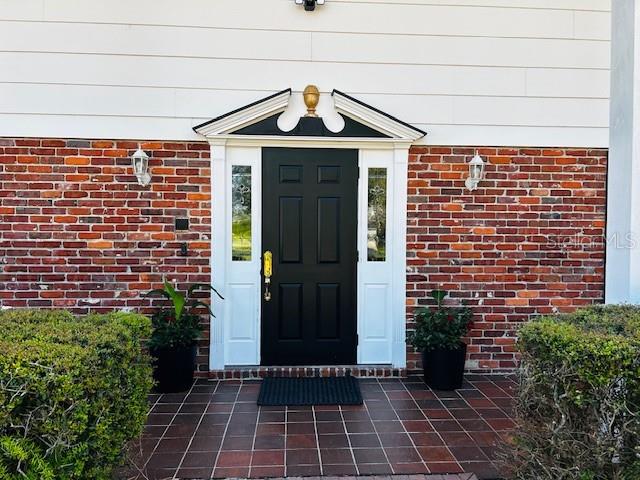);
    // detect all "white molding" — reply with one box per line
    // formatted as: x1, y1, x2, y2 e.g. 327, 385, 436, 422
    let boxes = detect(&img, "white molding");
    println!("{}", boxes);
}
210, 140, 411, 369
209, 141, 227, 370
194, 89, 291, 137
202, 88, 421, 369
194, 89, 426, 143
332, 91, 426, 142
216, 134, 412, 149
391, 146, 409, 367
